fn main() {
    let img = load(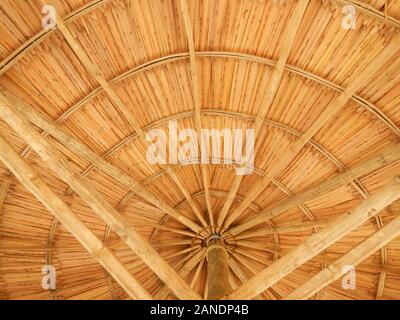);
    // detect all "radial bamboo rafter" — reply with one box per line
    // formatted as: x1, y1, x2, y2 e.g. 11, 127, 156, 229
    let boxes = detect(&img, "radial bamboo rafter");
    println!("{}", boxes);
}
0, 96, 202, 300
225, 143, 400, 237
226, 178, 400, 300
216, 0, 311, 230
0, 133, 152, 300
1, 0, 400, 301
178, 0, 215, 230
43, 0, 209, 231
222, 33, 400, 231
